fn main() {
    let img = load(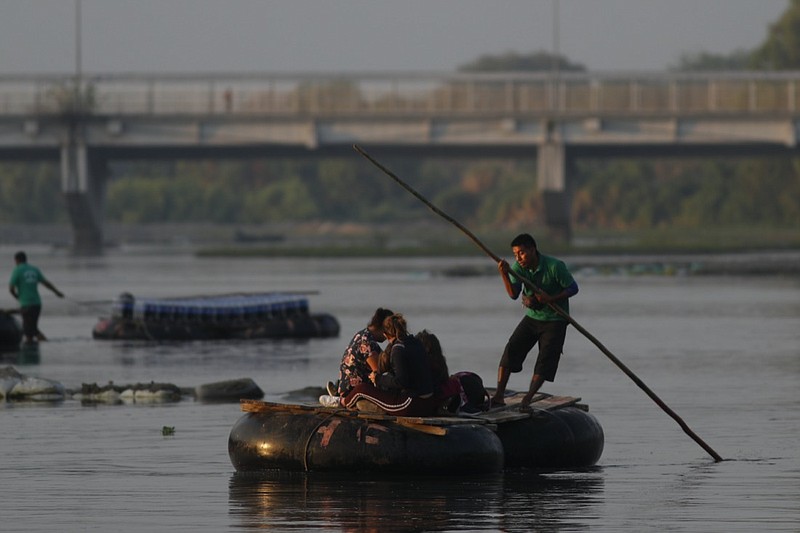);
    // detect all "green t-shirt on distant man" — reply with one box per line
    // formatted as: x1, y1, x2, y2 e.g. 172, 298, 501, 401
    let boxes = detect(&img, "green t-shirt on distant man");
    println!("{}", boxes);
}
9, 263, 47, 307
